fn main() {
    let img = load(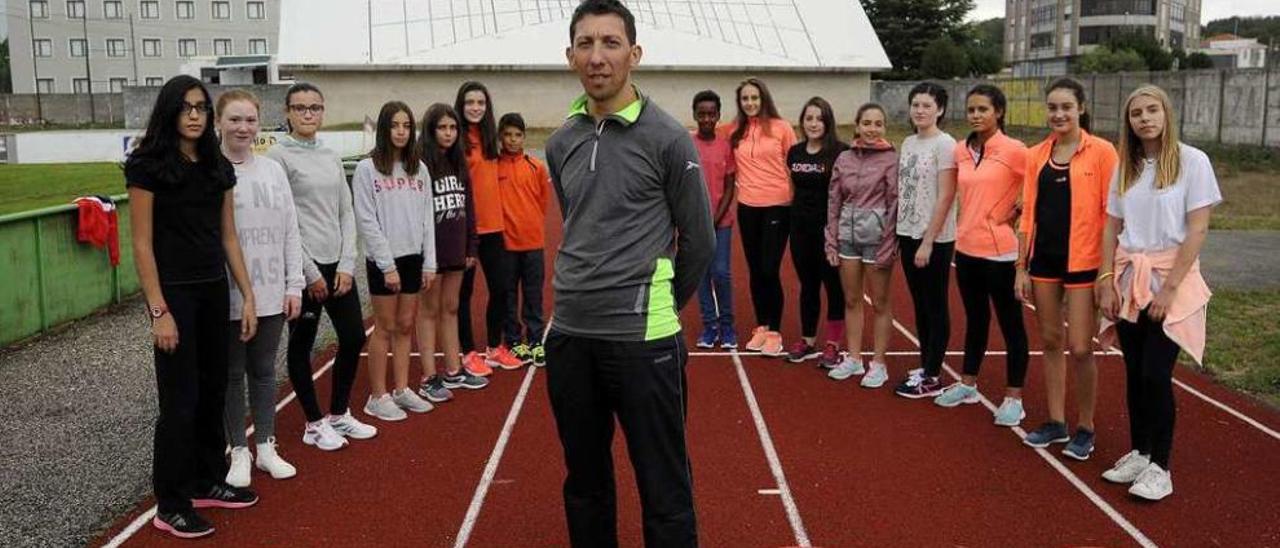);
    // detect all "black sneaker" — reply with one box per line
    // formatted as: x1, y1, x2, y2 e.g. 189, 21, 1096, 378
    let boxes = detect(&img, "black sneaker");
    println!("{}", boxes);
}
152, 510, 214, 539
192, 483, 259, 509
